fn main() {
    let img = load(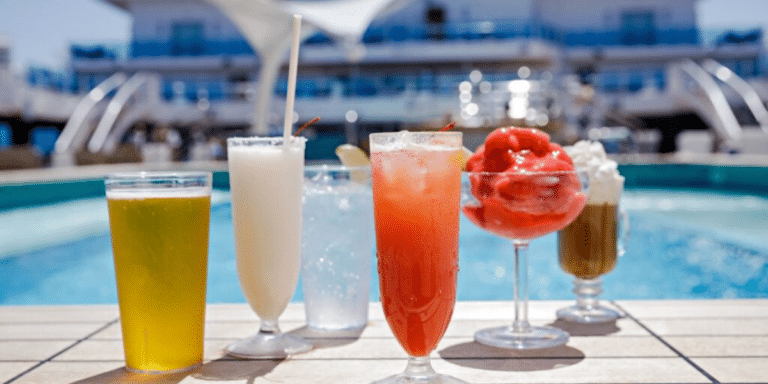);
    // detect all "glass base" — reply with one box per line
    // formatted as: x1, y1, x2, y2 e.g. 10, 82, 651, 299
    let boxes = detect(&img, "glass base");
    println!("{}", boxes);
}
372, 356, 467, 384
557, 305, 621, 324
226, 332, 313, 359
372, 373, 468, 384
307, 323, 367, 333
125, 362, 201, 375
474, 325, 569, 350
